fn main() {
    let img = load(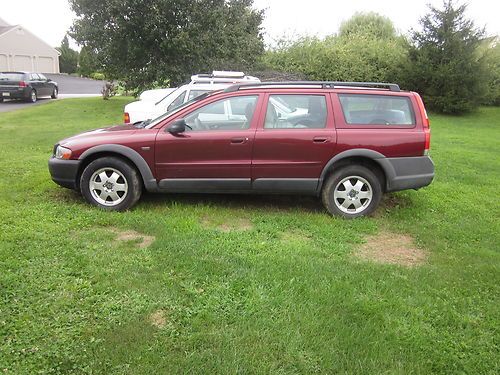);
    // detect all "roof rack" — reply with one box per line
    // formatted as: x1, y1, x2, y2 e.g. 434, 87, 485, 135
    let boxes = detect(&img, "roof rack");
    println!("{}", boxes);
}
224, 81, 401, 92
